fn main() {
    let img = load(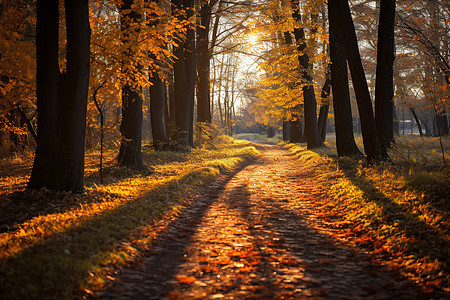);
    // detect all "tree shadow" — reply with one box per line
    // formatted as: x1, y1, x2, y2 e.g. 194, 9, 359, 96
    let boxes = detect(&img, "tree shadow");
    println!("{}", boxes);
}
0, 163, 251, 299
230, 183, 429, 299
0, 146, 243, 233
403, 171, 450, 213
337, 161, 450, 266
